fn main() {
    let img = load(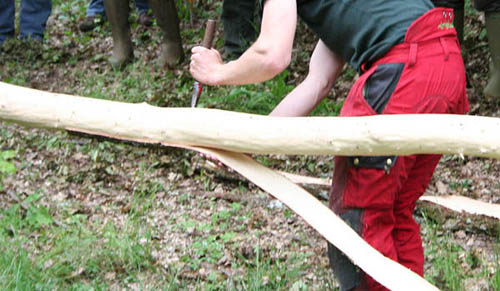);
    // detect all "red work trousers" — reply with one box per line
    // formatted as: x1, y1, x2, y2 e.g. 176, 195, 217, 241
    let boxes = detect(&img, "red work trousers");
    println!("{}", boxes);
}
328, 8, 469, 291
